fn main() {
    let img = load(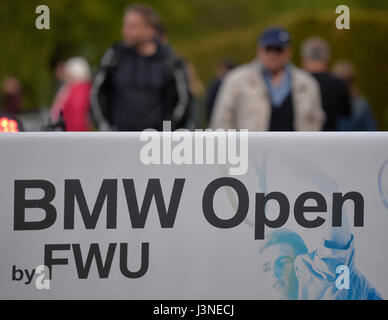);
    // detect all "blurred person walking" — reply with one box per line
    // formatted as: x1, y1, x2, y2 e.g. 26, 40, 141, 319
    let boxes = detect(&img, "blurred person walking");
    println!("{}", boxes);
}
49, 57, 92, 131
91, 4, 192, 131
206, 59, 236, 123
301, 37, 351, 131
185, 62, 205, 129
211, 27, 324, 131
332, 60, 377, 131
1, 76, 22, 114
